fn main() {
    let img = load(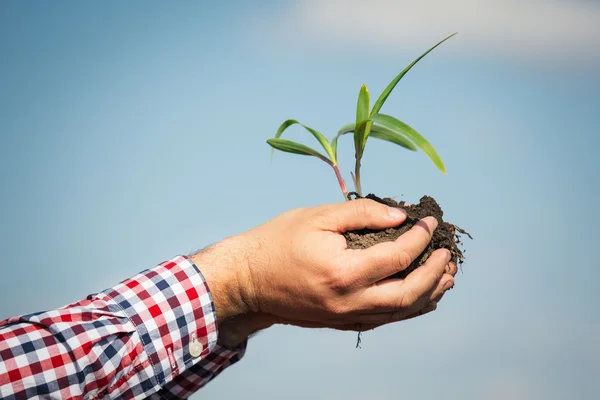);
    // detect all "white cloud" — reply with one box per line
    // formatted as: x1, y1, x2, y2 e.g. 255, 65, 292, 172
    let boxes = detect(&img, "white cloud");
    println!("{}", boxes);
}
255, 0, 600, 63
